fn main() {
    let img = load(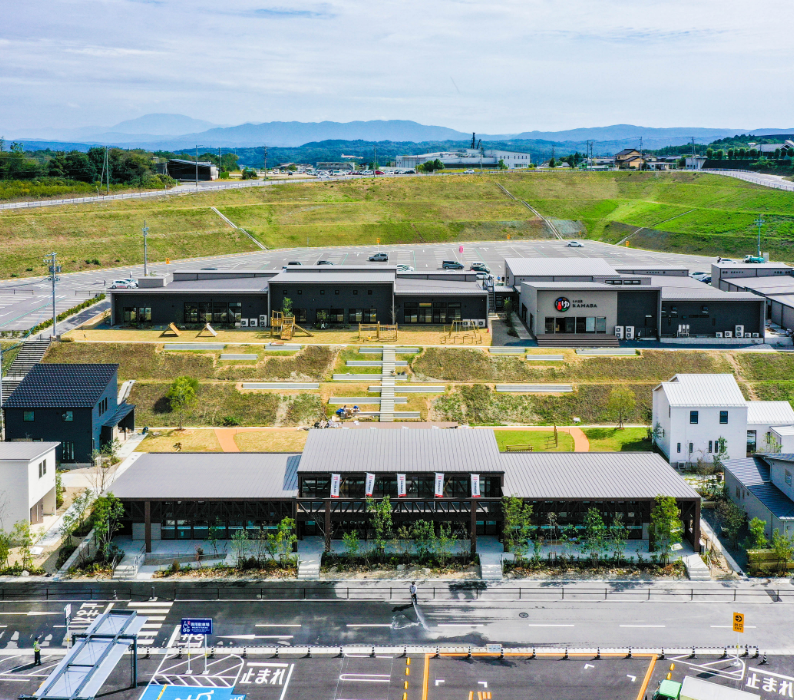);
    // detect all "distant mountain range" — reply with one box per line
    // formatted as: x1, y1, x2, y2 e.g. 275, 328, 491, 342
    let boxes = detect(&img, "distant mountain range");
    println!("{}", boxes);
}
9, 114, 794, 152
